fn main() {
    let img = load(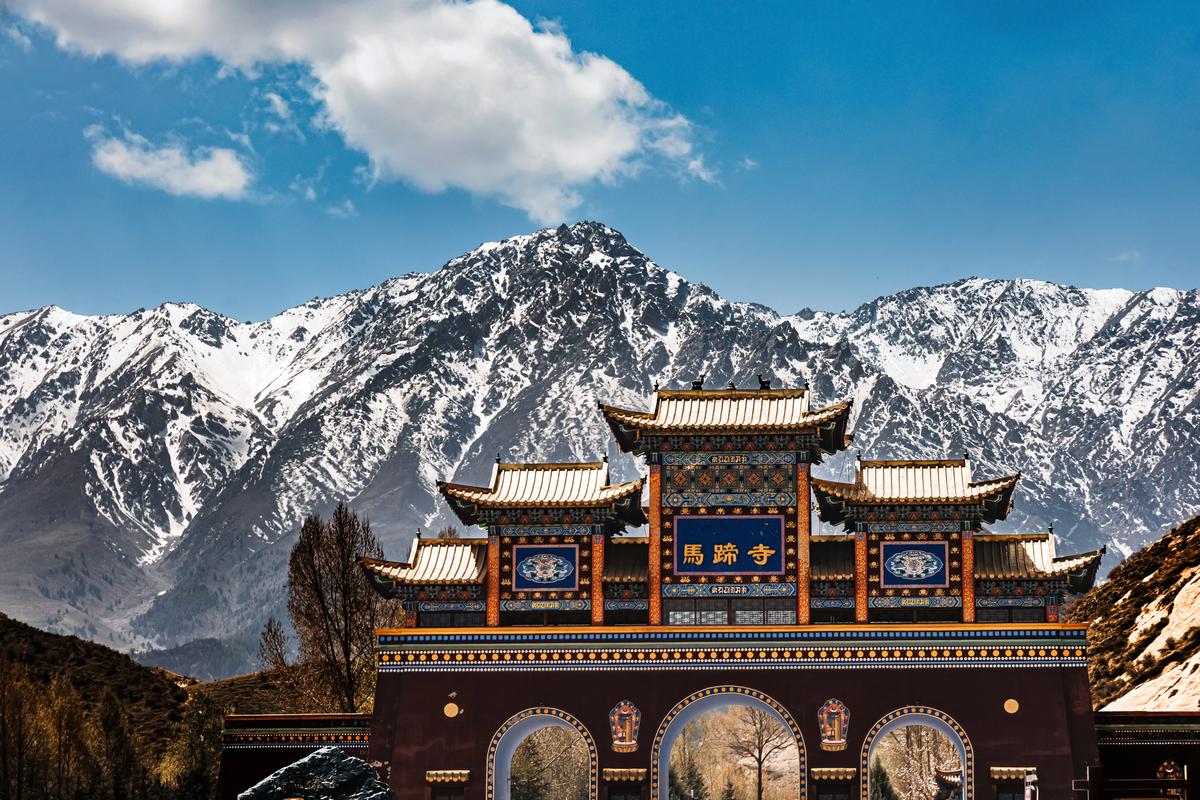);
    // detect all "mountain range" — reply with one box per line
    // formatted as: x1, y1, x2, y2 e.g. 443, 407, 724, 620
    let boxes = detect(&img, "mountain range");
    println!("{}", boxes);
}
1, 221, 1196, 675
